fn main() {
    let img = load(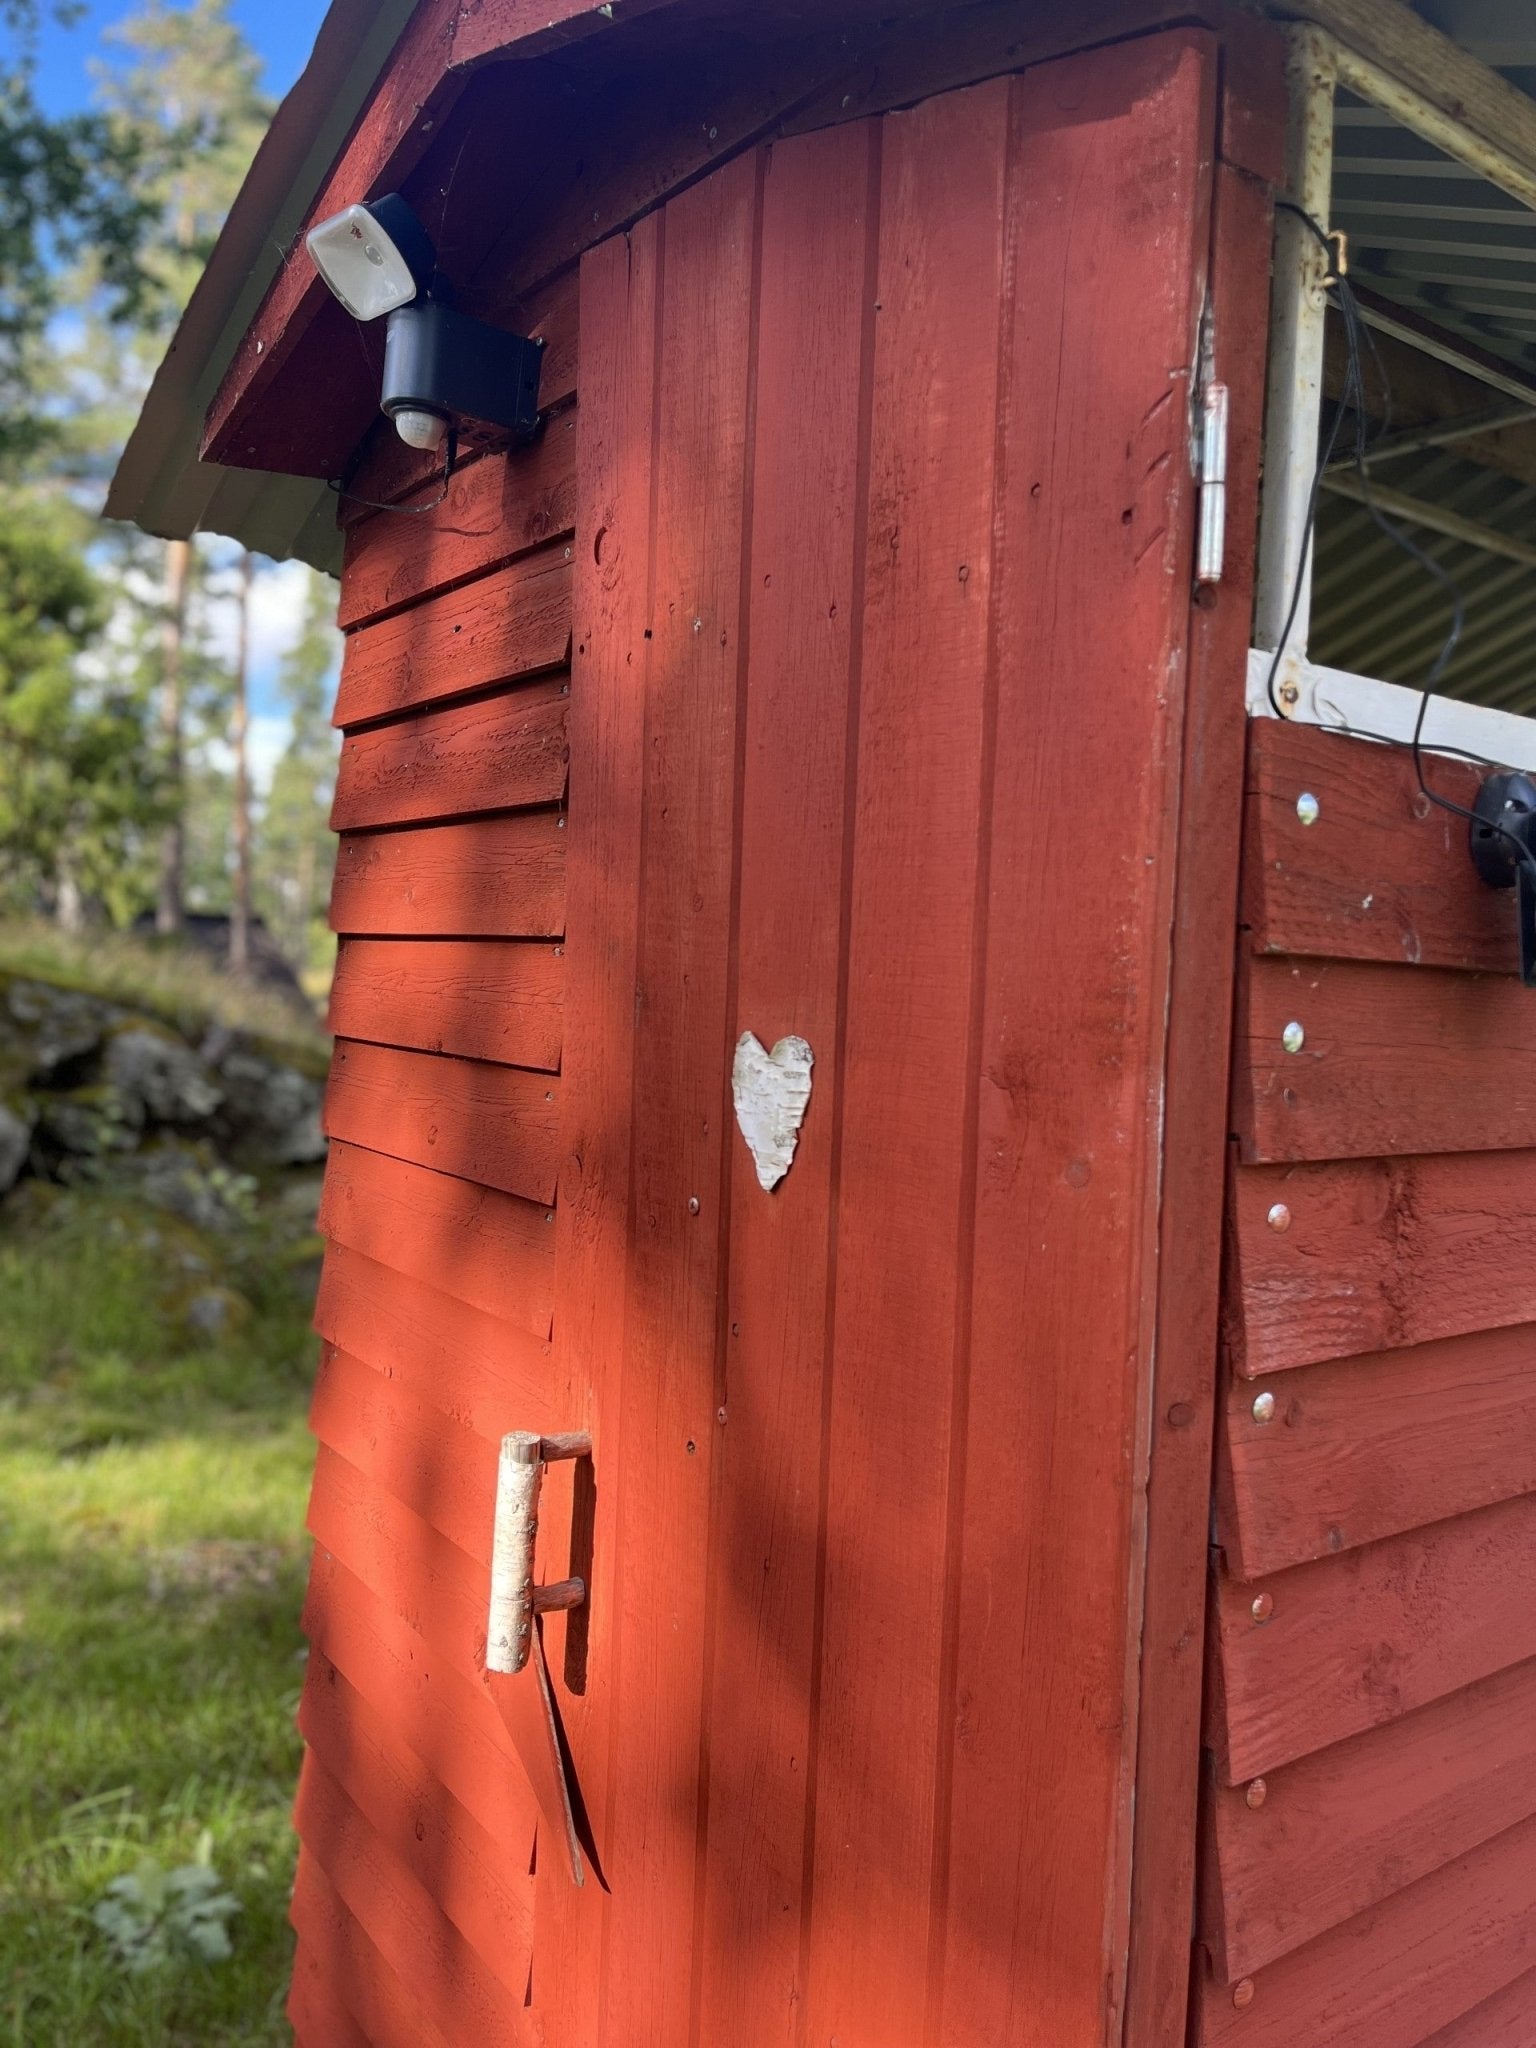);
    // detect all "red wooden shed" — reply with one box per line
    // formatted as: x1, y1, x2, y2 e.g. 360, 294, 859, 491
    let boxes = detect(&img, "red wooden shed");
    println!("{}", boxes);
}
111, 0, 1536, 2041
